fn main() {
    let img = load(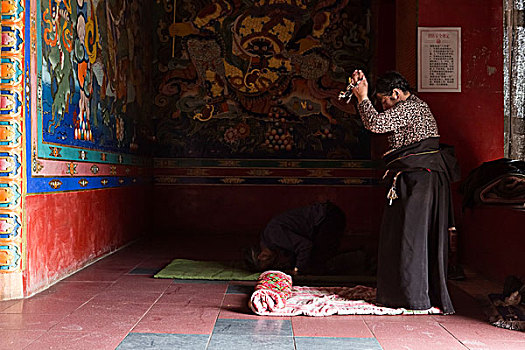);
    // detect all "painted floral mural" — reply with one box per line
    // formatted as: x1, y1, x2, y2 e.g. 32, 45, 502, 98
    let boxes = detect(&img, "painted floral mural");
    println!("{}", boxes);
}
153, 0, 373, 159
40, 0, 152, 154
